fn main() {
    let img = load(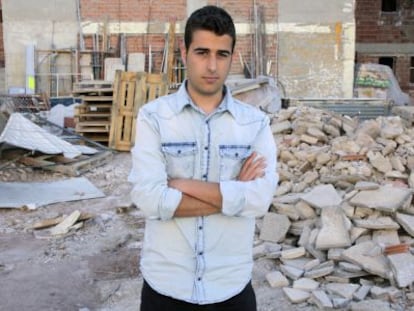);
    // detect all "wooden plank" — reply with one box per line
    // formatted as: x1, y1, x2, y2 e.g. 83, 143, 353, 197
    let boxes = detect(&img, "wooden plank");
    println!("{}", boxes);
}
166, 20, 176, 85
81, 95, 113, 101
